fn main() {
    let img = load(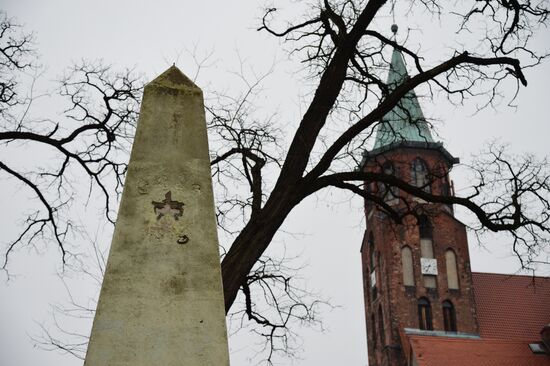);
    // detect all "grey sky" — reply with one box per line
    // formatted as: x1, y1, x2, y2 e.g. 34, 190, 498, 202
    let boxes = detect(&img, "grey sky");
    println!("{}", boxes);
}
1, 1, 549, 366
